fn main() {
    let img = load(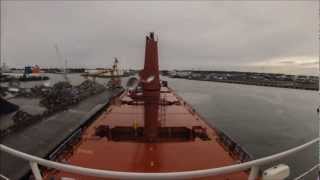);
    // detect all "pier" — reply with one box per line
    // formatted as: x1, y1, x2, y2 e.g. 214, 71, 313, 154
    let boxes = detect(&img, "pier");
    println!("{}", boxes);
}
0, 88, 122, 179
